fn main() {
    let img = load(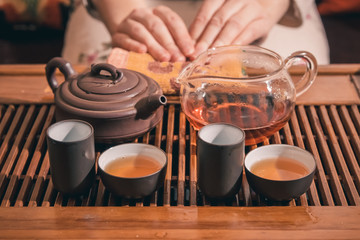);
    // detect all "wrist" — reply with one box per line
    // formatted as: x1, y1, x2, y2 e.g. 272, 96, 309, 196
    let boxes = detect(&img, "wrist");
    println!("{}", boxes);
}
258, 0, 291, 25
86, 0, 123, 35
86, 0, 146, 36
